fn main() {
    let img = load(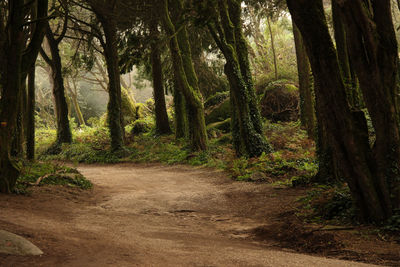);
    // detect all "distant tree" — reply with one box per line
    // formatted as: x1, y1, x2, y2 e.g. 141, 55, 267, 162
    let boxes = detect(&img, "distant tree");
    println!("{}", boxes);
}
40, 3, 72, 148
